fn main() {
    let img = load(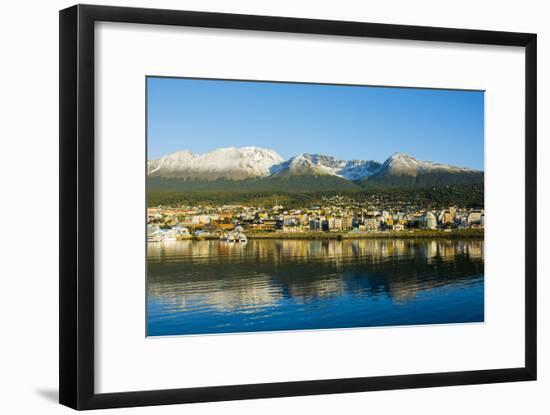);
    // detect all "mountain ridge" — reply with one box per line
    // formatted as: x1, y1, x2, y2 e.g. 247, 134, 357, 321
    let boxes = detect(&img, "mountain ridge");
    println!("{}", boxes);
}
147, 146, 284, 180
147, 147, 483, 191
